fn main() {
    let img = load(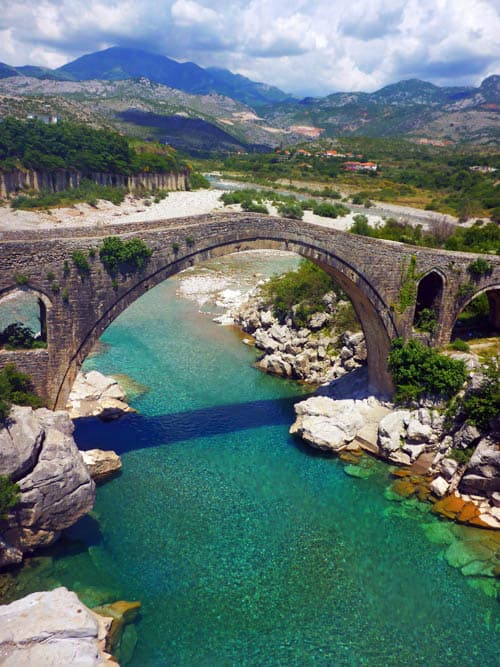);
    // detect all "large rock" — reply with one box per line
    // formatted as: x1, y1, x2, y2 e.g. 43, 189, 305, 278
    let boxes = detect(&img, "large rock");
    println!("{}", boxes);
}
81, 449, 122, 484
291, 397, 375, 452
0, 587, 115, 666
0, 407, 95, 568
308, 312, 330, 330
0, 406, 44, 479
378, 410, 410, 454
459, 437, 500, 497
67, 371, 134, 420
